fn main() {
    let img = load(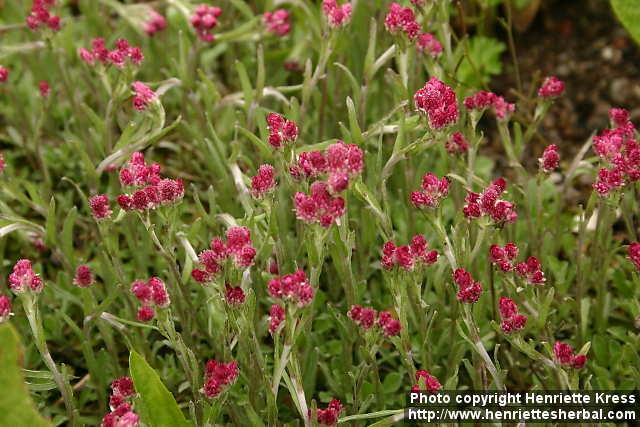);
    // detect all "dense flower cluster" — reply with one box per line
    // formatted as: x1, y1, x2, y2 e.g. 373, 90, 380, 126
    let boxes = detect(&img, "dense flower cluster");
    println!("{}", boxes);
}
553, 342, 587, 369
39, 80, 50, 98
381, 235, 438, 271
294, 182, 346, 227
8, 259, 44, 294
592, 108, 639, 196
78, 38, 143, 68
0, 66, 8, 83
538, 76, 565, 98
321, 0, 352, 28
416, 32, 443, 57
489, 243, 545, 285
266, 113, 299, 149
316, 399, 343, 426
0, 295, 12, 323
89, 194, 112, 220
498, 297, 527, 333
130, 277, 170, 322
539, 144, 560, 173
463, 178, 518, 225
263, 9, 291, 36
73, 264, 95, 288
464, 90, 515, 120
384, 2, 420, 39
411, 370, 442, 393
191, 227, 257, 284
117, 152, 184, 211
101, 377, 139, 427
453, 268, 482, 304
224, 284, 246, 306
201, 359, 239, 398
251, 164, 277, 198
348, 305, 401, 337
191, 4, 223, 42
144, 10, 167, 36
414, 77, 459, 129
131, 81, 157, 111
267, 270, 314, 307
628, 242, 640, 271
268, 303, 285, 334
445, 132, 469, 155
410, 172, 449, 208
292, 141, 363, 193
27, 0, 61, 32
